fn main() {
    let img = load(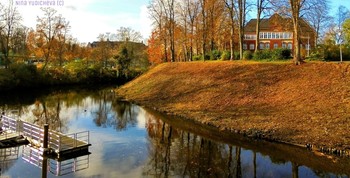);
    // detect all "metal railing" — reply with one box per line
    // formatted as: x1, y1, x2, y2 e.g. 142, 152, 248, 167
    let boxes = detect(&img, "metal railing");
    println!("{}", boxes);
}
1, 115, 90, 153
49, 155, 90, 176
1, 115, 20, 133
22, 146, 89, 176
22, 122, 44, 147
